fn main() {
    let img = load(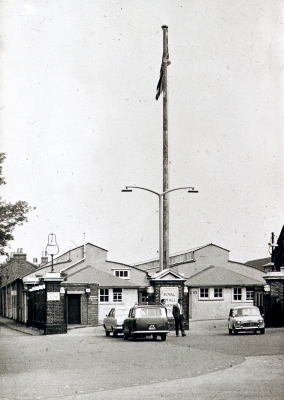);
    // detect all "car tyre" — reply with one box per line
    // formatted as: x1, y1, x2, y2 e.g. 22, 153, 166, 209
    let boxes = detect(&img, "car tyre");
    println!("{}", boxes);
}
260, 328, 265, 334
161, 333, 167, 341
105, 329, 110, 337
153, 334, 157, 340
232, 325, 238, 335
113, 329, 118, 338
